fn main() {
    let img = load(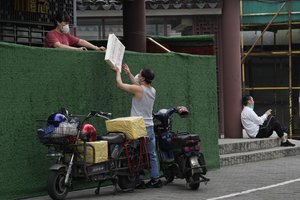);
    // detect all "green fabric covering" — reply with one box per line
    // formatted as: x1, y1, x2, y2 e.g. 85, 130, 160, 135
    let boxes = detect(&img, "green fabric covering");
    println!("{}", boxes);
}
242, 0, 300, 24
0, 42, 219, 199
